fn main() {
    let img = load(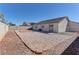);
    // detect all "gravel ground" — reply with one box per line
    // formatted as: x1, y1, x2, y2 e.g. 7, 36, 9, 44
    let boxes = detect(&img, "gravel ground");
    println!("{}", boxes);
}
15, 30, 78, 54
62, 37, 79, 55
0, 30, 34, 55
